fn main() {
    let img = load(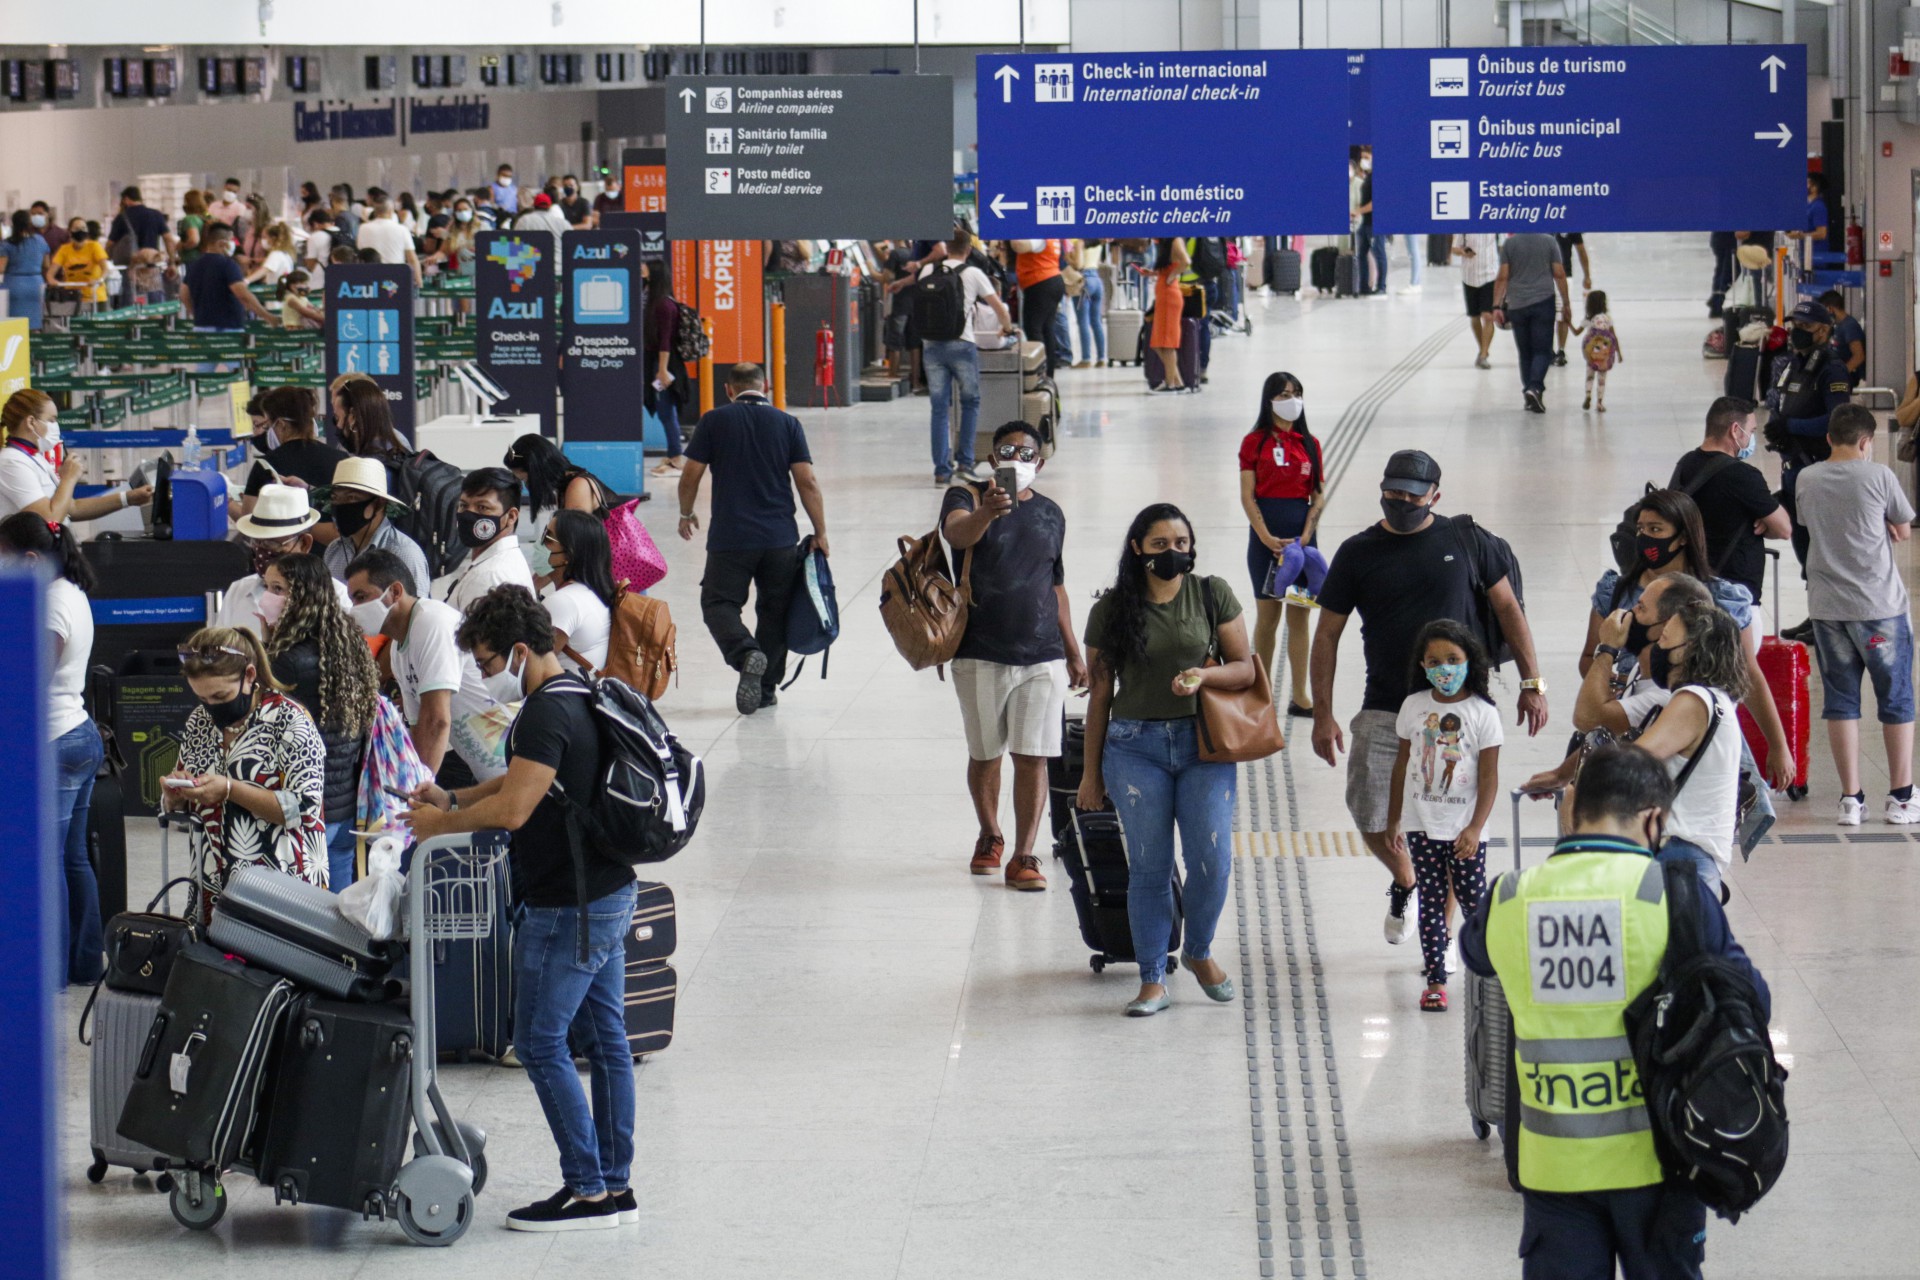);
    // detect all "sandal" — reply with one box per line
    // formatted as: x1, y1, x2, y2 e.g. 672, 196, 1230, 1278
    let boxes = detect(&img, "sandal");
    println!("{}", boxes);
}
1419, 989, 1448, 1013
648, 460, 682, 478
